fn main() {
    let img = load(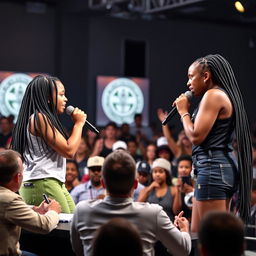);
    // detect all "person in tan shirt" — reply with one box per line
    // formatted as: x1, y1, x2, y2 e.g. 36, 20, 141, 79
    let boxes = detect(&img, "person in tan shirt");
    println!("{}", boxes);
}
0, 150, 61, 256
